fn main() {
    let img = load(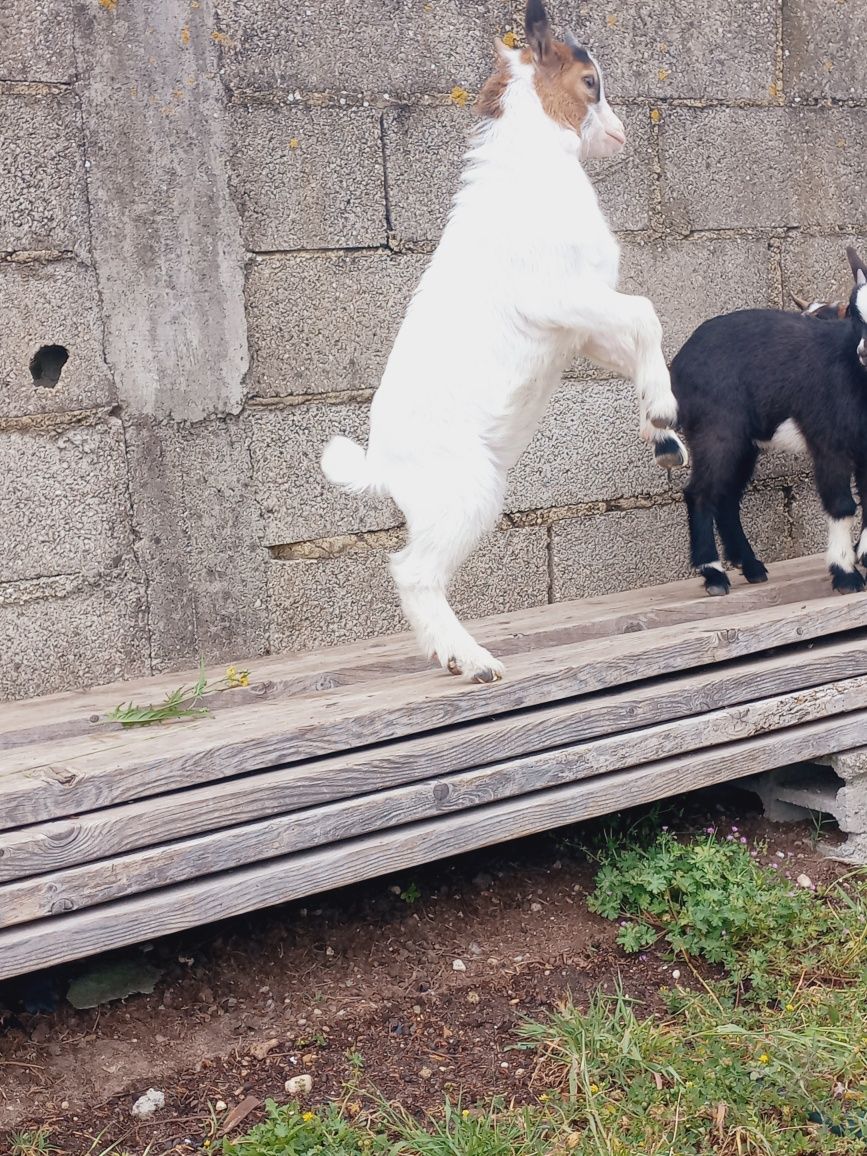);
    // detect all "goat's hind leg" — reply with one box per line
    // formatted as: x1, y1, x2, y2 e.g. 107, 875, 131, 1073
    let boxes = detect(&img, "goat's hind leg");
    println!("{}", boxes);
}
389, 489, 505, 683
713, 448, 767, 584
685, 482, 729, 596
